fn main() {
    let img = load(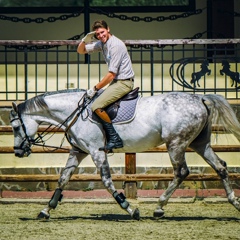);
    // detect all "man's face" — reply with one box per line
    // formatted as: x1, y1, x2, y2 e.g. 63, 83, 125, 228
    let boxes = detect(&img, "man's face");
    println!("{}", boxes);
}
95, 27, 110, 43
